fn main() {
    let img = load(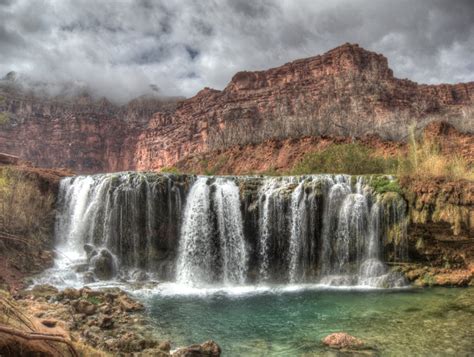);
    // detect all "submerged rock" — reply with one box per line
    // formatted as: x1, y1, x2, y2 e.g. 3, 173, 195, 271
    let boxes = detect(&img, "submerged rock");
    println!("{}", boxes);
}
172, 340, 221, 356
322, 332, 364, 349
